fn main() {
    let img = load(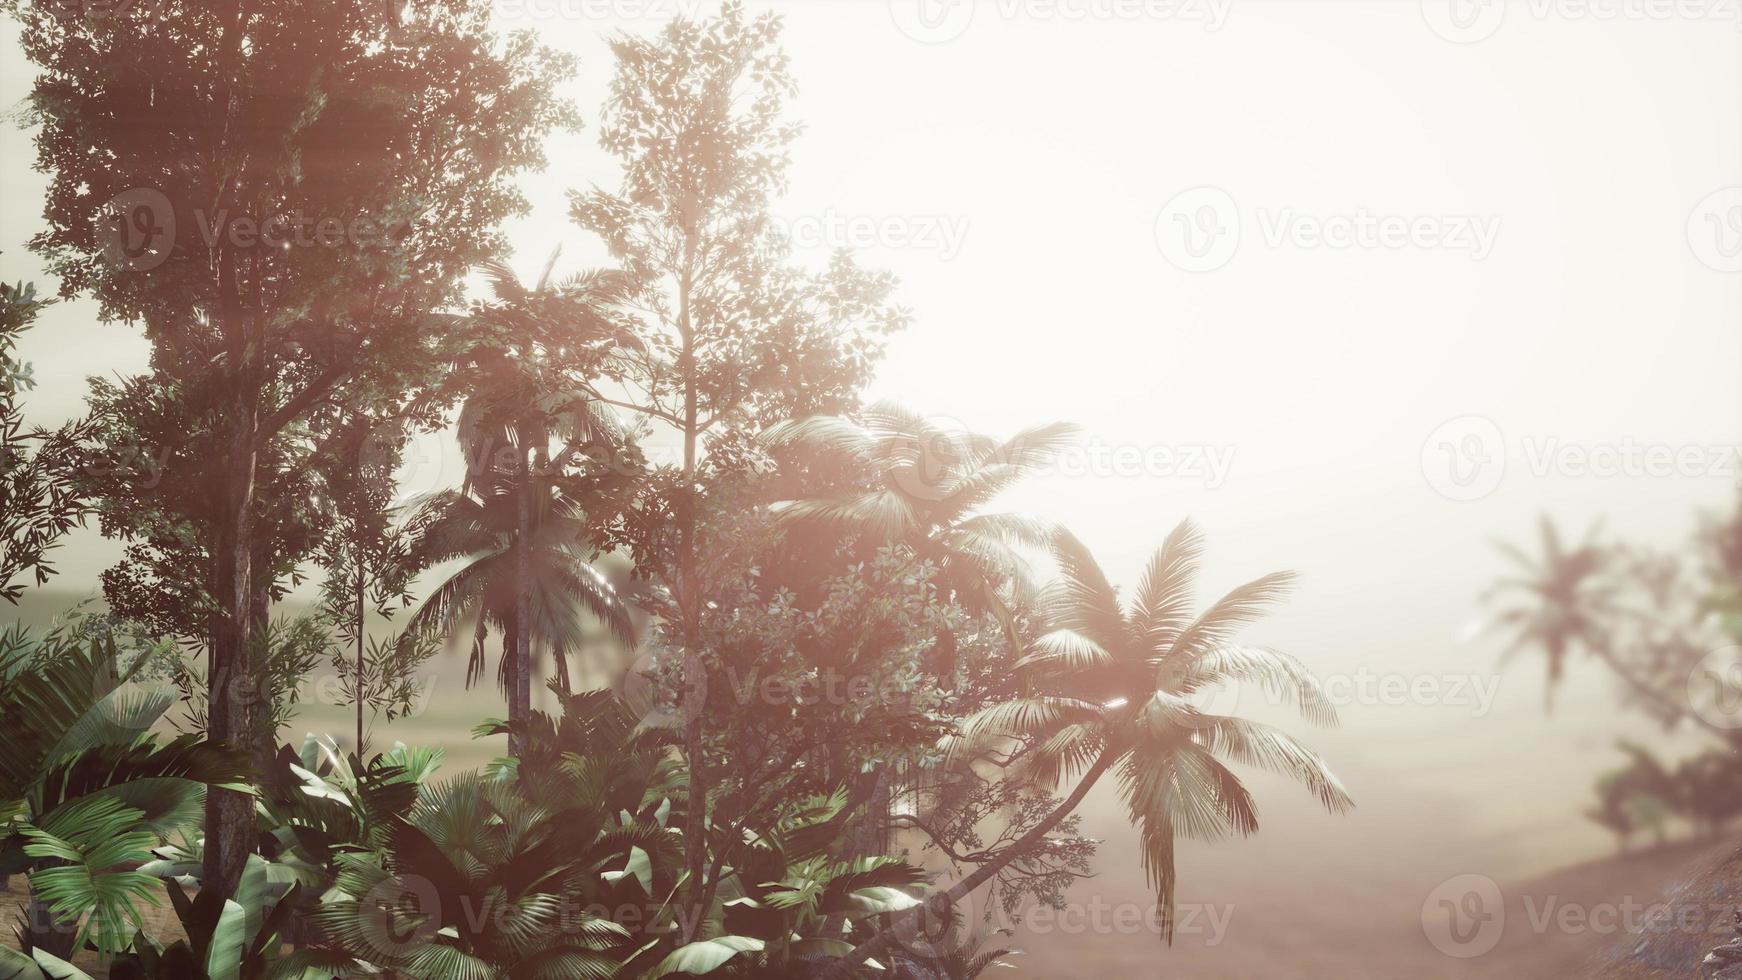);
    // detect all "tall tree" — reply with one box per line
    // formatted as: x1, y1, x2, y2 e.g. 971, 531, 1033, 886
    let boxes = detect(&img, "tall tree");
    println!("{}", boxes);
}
822, 523, 1352, 976
571, 1, 905, 937
401, 255, 641, 751
1485, 516, 1728, 732
13, 0, 577, 896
